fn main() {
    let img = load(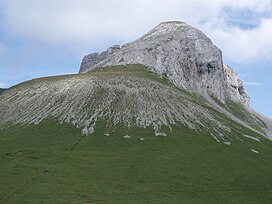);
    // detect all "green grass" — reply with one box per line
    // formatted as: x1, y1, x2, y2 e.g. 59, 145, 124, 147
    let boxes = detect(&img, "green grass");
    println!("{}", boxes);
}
1, 120, 272, 203
1, 64, 272, 203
